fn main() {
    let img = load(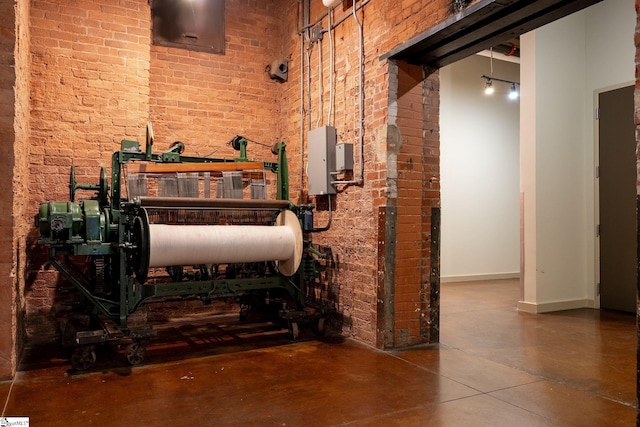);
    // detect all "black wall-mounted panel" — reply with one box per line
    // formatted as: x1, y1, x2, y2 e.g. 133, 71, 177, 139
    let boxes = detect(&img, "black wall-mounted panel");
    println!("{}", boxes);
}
153, 0, 225, 55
